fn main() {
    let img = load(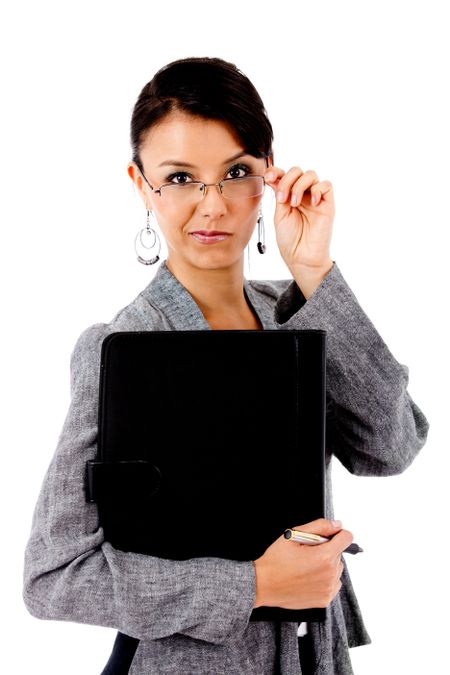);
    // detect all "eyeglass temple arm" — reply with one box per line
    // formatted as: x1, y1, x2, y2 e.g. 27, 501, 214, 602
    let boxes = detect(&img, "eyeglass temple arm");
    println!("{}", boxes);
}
139, 168, 158, 193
